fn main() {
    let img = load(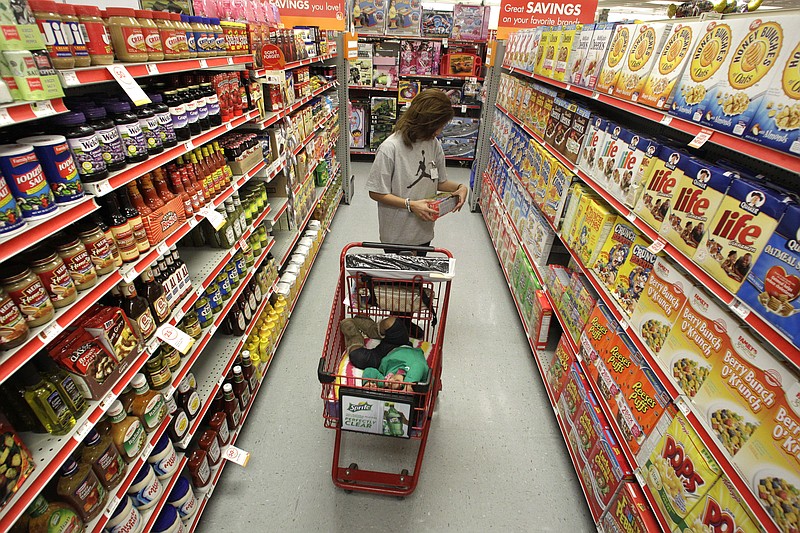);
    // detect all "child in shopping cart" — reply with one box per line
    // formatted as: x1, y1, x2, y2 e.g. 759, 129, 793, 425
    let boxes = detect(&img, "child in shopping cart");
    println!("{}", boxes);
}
367, 89, 469, 248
